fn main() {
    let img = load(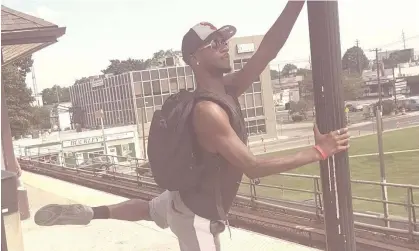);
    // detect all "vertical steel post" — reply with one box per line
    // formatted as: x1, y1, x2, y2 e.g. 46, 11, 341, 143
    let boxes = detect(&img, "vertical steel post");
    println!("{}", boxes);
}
307, 1, 356, 250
